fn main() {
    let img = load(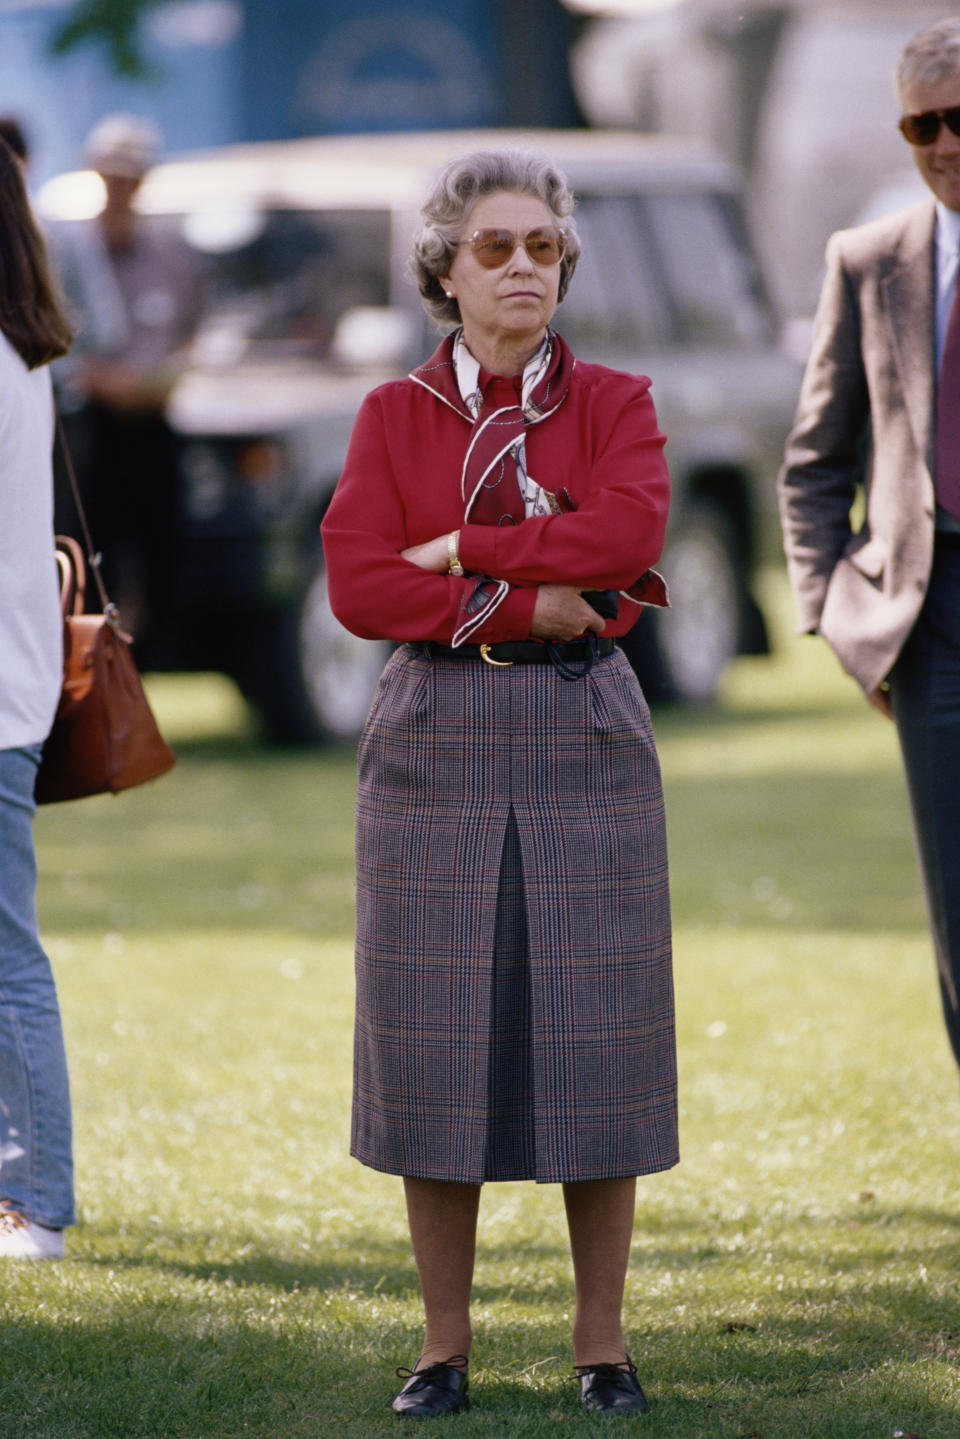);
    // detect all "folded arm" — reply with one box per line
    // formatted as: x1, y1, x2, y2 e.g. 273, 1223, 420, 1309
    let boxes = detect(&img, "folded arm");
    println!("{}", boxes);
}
322, 378, 669, 646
